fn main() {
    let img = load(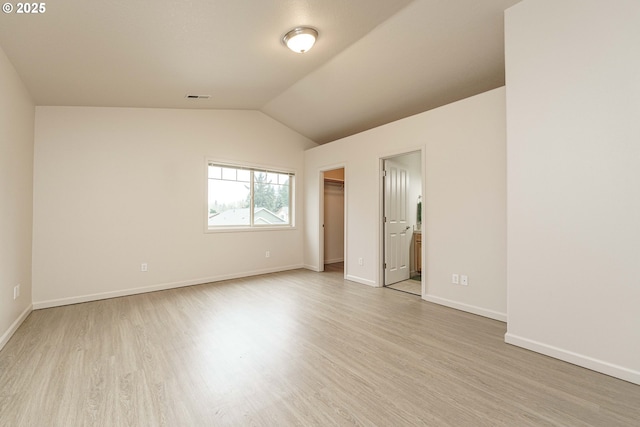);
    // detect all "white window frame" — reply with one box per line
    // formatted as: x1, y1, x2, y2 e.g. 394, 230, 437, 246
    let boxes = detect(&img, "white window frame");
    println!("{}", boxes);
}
205, 160, 295, 232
